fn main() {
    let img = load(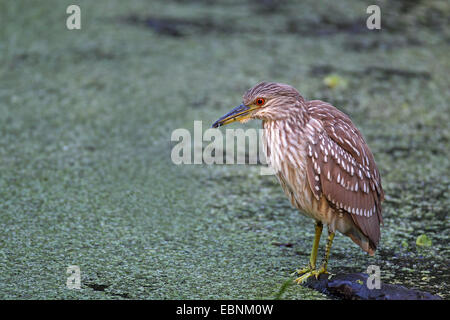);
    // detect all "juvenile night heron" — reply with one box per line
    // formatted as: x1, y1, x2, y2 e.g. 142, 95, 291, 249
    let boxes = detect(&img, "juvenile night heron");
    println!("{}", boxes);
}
212, 82, 384, 283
